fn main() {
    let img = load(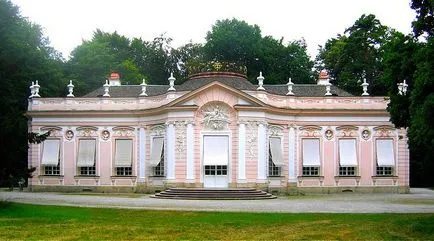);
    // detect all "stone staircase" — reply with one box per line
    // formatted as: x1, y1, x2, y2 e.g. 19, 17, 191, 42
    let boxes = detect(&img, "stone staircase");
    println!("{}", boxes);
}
151, 188, 276, 200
